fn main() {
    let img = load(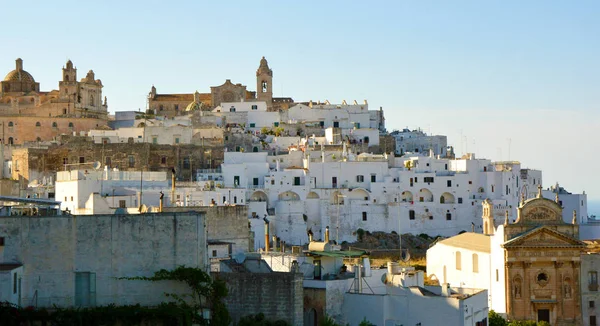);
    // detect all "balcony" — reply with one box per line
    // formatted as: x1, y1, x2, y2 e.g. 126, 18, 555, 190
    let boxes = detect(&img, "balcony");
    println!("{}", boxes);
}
589, 283, 598, 292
